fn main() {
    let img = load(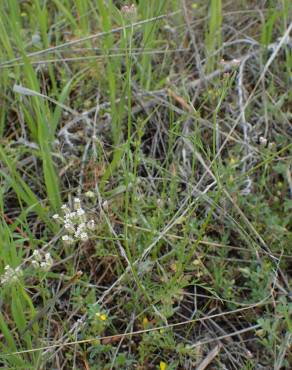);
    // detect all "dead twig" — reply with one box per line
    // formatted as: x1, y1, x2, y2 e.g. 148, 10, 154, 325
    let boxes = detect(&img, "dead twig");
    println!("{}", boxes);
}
196, 343, 222, 370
